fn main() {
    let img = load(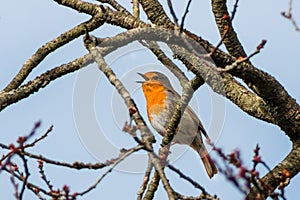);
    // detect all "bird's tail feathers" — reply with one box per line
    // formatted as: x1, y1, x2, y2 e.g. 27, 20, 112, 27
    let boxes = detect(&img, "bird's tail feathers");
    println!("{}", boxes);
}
199, 146, 218, 178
